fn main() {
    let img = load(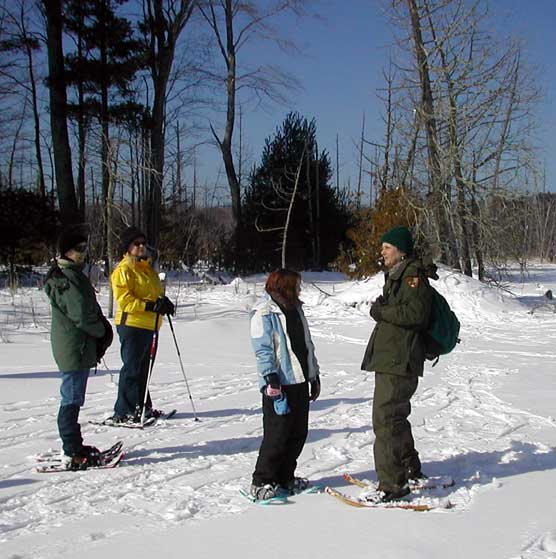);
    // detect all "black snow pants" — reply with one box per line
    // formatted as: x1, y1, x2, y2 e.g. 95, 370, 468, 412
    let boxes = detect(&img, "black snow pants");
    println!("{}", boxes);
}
252, 382, 310, 487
